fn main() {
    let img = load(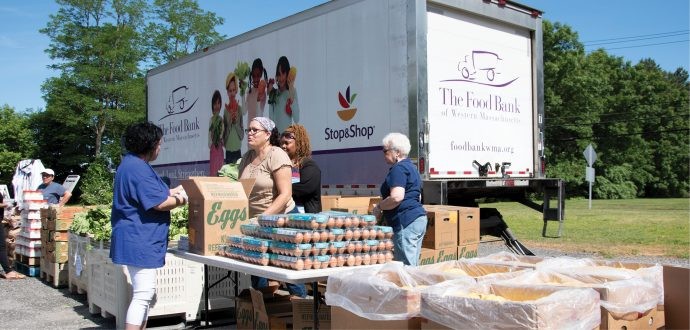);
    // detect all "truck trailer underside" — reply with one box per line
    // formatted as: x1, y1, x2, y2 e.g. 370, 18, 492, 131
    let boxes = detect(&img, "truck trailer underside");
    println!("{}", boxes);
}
422, 178, 565, 255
